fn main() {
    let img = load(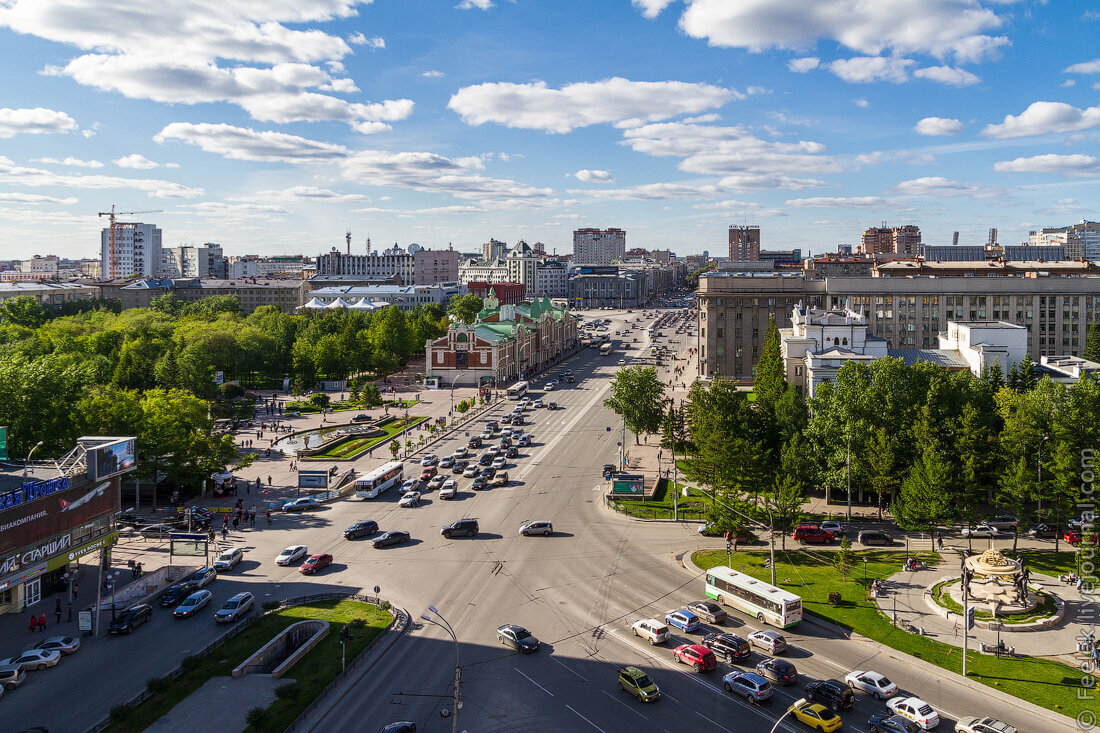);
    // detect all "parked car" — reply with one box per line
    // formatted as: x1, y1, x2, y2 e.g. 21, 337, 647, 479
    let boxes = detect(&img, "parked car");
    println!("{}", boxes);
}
869, 715, 922, 733
0, 664, 26, 690
617, 665, 660, 703
794, 525, 835, 544
189, 567, 217, 588
723, 671, 773, 703
213, 547, 243, 571
173, 590, 213, 618
519, 520, 553, 537
845, 669, 899, 700
214, 592, 255, 623
687, 600, 728, 624
755, 658, 798, 685
961, 524, 999, 538
351, 413, 371, 422
439, 480, 458, 500
805, 679, 855, 711
819, 521, 846, 537
160, 581, 198, 607
748, 629, 788, 654
985, 516, 1019, 531
887, 696, 941, 730
0, 649, 59, 670
858, 529, 895, 546
1064, 529, 1097, 545
372, 530, 411, 548
787, 702, 843, 733
138, 523, 177, 539
344, 521, 379, 540
673, 644, 717, 672
701, 632, 751, 663
497, 624, 540, 653
631, 618, 671, 645
299, 553, 333, 575
1027, 523, 1059, 538
282, 497, 320, 512
441, 518, 480, 538
399, 491, 422, 508
276, 545, 308, 565
664, 609, 701, 633
954, 717, 1017, 733
30, 636, 80, 656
